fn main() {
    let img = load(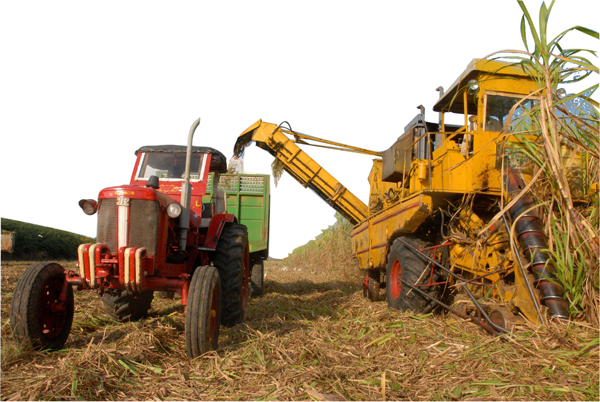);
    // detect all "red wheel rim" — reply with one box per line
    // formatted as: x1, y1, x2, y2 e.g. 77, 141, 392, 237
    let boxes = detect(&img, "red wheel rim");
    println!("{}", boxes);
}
390, 260, 402, 300
38, 278, 67, 339
241, 245, 250, 312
